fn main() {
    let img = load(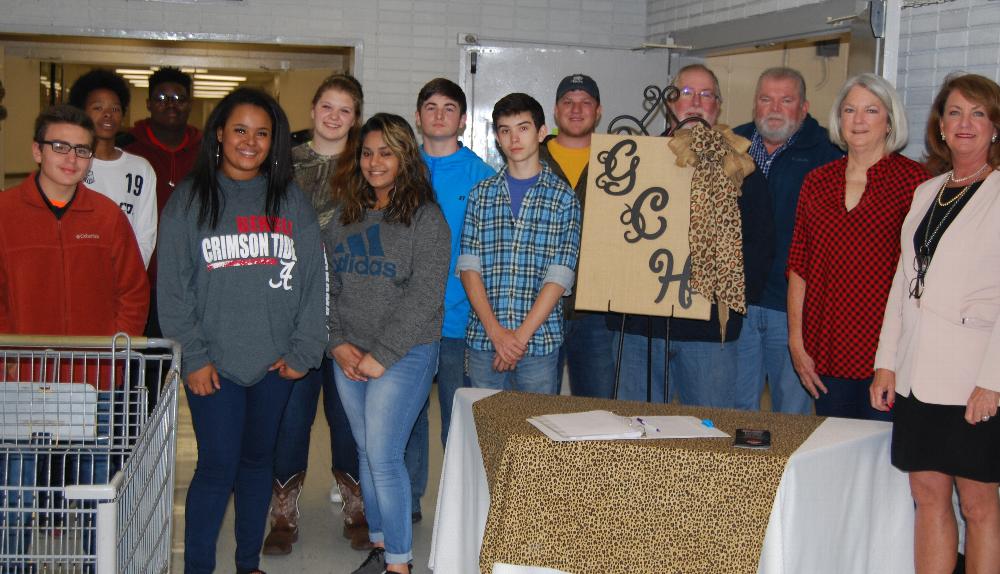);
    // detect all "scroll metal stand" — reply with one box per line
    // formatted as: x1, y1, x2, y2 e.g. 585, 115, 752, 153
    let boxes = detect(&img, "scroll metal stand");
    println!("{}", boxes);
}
606, 84, 710, 405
